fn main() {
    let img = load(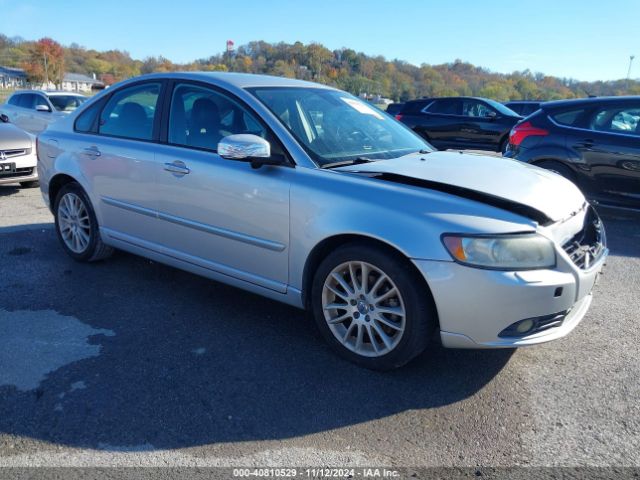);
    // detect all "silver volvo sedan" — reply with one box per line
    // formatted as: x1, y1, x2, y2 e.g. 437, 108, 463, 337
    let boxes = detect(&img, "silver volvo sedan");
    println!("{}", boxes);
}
36, 73, 607, 370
